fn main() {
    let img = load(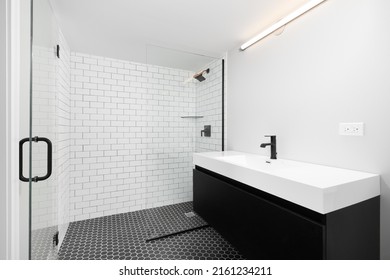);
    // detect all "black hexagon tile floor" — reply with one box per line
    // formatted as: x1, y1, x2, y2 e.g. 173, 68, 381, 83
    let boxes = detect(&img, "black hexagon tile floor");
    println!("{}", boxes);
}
58, 201, 245, 260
